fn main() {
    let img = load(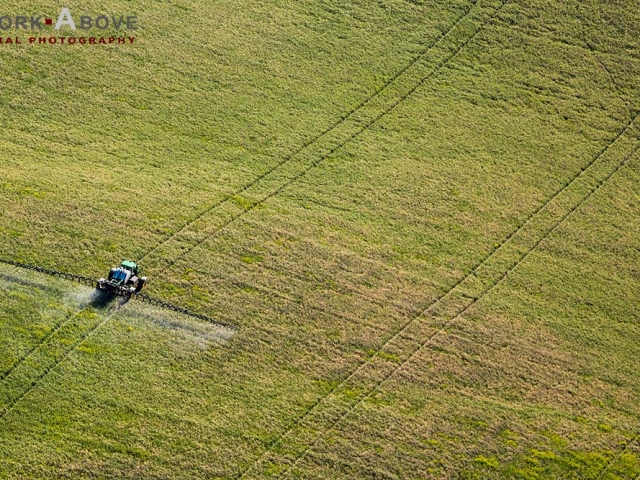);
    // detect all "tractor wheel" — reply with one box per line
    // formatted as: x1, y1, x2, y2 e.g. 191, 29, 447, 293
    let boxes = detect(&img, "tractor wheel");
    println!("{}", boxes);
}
135, 277, 146, 293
